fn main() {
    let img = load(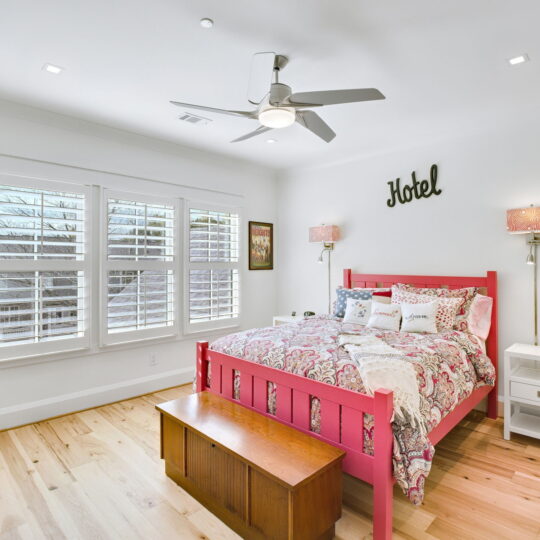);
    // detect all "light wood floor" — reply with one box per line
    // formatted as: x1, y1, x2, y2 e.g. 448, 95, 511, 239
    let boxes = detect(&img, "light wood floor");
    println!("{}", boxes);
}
1, 385, 539, 540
